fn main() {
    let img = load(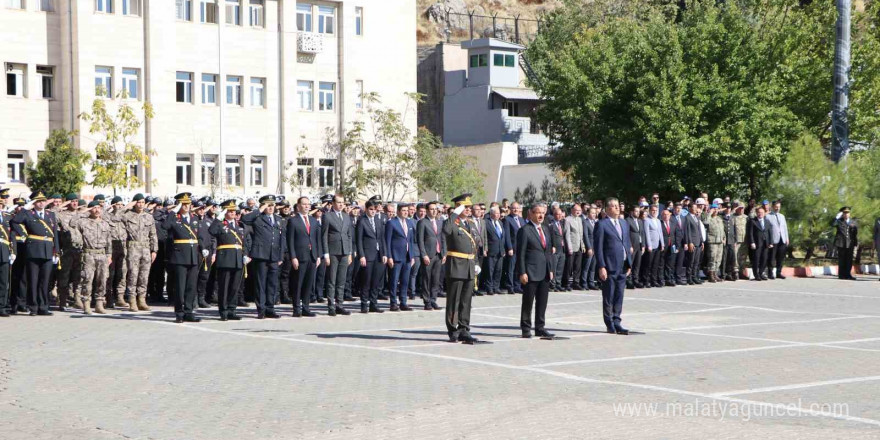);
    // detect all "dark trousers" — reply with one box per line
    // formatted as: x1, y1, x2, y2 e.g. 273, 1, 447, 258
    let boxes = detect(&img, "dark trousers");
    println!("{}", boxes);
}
550, 252, 565, 290
324, 254, 349, 307
628, 247, 643, 285
752, 245, 768, 278
521, 277, 550, 332
11, 245, 27, 309
197, 258, 214, 303
389, 260, 411, 307
642, 248, 662, 286
291, 258, 316, 313
581, 251, 594, 287
663, 248, 677, 283
601, 270, 627, 329
216, 268, 242, 317
253, 259, 279, 314
838, 246, 854, 279
359, 257, 384, 308
26, 258, 53, 313
409, 257, 421, 297
675, 246, 687, 282
686, 246, 703, 282
345, 256, 359, 297
769, 241, 786, 277
563, 251, 582, 289
312, 261, 325, 301
420, 255, 442, 305
169, 263, 198, 318
148, 241, 166, 300
279, 253, 292, 301
485, 254, 503, 293
445, 276, 473, 337
0, 262, 9, 312
503, 253, 522, 292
